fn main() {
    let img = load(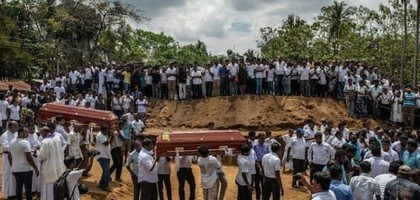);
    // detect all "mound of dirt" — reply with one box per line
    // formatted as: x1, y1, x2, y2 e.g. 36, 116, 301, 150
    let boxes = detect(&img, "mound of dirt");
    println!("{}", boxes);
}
147, 95, 376, 131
